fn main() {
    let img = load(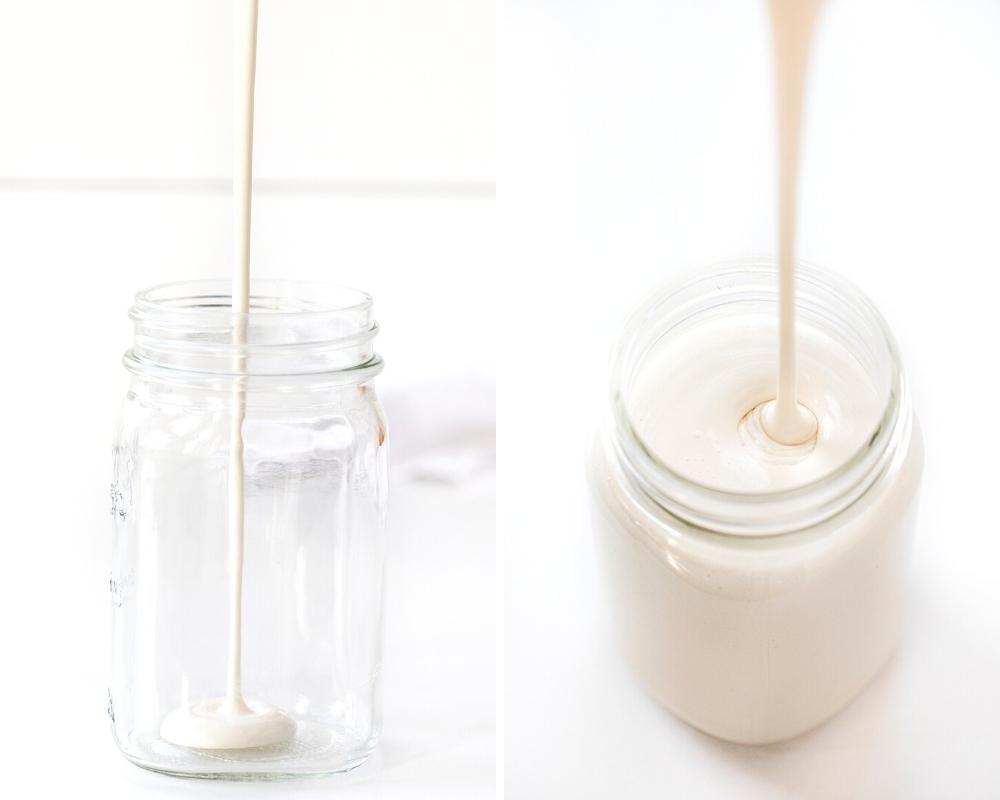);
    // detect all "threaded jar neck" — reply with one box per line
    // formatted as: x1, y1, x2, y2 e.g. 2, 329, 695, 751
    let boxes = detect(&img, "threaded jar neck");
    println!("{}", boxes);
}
124, 279, 383, 384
